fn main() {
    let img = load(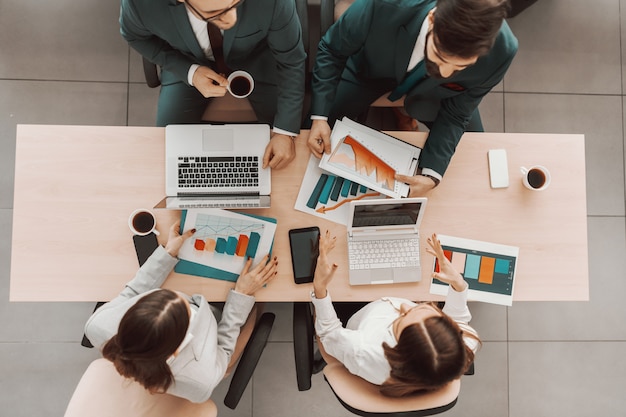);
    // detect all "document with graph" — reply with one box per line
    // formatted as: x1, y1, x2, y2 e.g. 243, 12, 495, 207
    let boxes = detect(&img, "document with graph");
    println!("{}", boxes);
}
294, 155, 382, 225
429, 234, 519, 306
319, 117, 421, 199
175, 208, 277, 281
